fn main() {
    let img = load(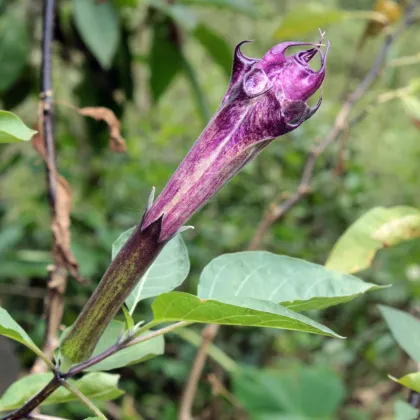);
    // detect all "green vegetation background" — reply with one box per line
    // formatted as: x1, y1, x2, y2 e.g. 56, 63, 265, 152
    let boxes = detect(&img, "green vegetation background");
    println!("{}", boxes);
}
0, 0, 420, 418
